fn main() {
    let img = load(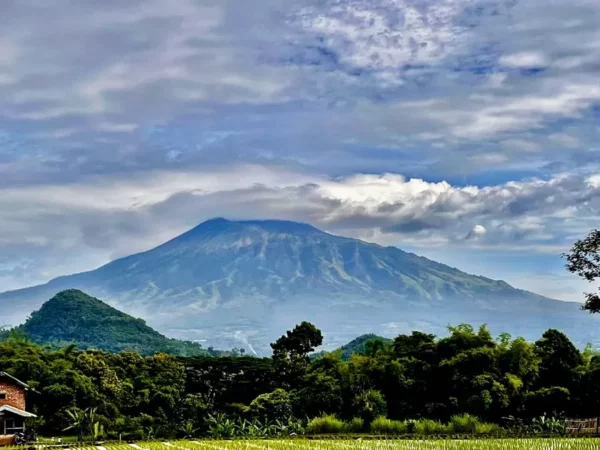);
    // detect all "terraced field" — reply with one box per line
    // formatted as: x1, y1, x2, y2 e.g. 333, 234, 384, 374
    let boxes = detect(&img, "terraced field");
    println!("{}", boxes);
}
5, 439, 600, 450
